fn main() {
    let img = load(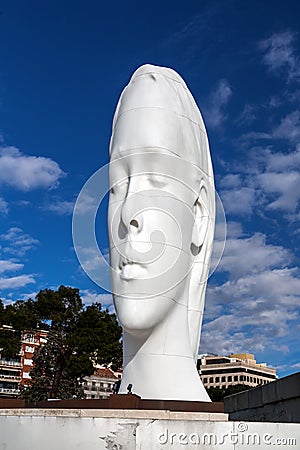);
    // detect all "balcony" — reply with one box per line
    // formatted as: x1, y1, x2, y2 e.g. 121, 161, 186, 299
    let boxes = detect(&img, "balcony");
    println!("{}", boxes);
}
0, 374, 21, 381
0, 387, 20, 395
0, 360, 22, 368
